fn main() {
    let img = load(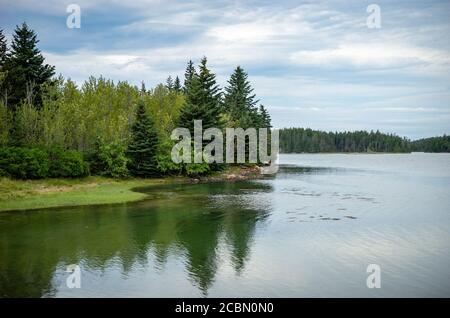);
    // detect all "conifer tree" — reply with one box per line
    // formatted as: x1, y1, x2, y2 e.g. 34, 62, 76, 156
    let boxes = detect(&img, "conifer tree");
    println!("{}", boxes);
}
258, 105, 271, 128
178, 57, 222, 133
0, 29, 7, 68
4, 23, 55, 110
127, 100, 159, 177
166, 76, 174, 91
173, 76, 181, 93
183, 60, 196, 93
223, 66, 259, 128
